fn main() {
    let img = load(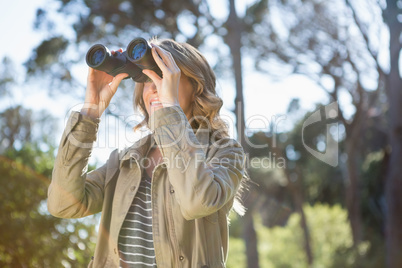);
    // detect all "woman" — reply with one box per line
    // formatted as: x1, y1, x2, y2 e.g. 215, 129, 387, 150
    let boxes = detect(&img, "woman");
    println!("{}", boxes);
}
48, 38, 246, 268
